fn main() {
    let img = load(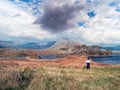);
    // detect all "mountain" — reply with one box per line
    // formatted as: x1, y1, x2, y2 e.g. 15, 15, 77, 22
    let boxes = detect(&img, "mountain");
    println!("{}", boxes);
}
0, 40, 56, 49
0, 40, 84, 49
48, 40, 112, 56
18, 42, 42, 49
0, 40, 112, 56
43, 41, 56, 49
18, 41, 56, 49
0, 41, 14, 48
49, 40, 83, 50
48, 40, 87, 54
